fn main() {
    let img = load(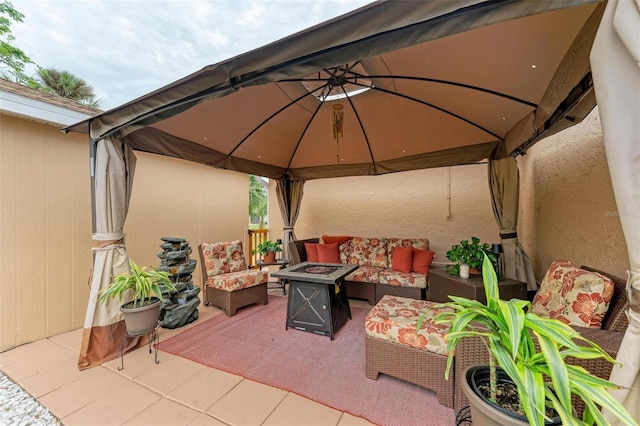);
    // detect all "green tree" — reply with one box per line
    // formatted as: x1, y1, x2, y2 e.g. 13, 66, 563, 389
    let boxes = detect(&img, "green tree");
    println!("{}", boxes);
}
32, 67, 102, 108
0, 1, 33, 84
249, 175, 267, 227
